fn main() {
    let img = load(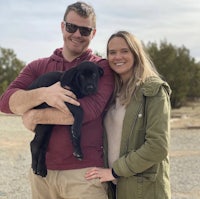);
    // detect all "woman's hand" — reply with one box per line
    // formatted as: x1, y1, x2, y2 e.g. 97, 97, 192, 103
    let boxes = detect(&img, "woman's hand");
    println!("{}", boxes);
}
85, 167, 115, 183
